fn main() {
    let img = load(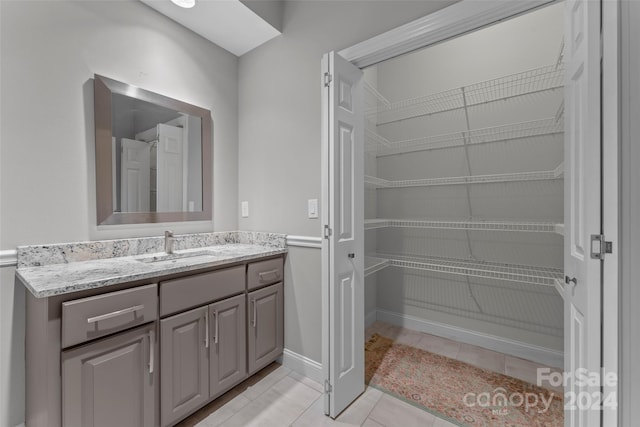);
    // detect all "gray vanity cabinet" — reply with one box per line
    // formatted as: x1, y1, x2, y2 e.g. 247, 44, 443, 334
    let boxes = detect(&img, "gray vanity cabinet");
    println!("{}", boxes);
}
209, 294, 247, 398
248, 282, 284, 375
160, 306, 209, 427
61, 323, 157, 427
24, 254, 285, 427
